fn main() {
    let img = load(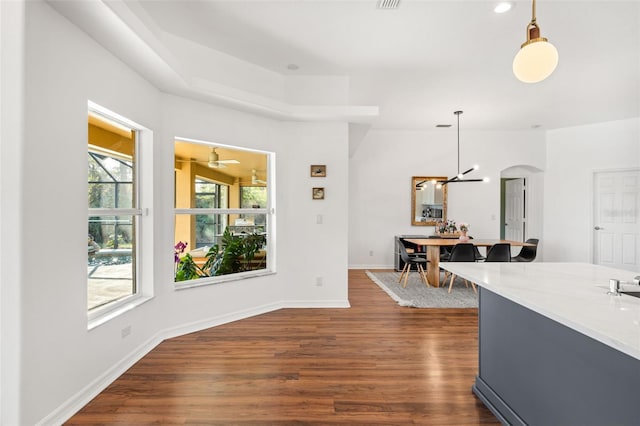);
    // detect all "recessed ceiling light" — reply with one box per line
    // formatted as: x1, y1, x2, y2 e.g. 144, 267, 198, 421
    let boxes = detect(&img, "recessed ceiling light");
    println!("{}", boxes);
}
494, 2, 514, 14
287, 64, 299, 71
